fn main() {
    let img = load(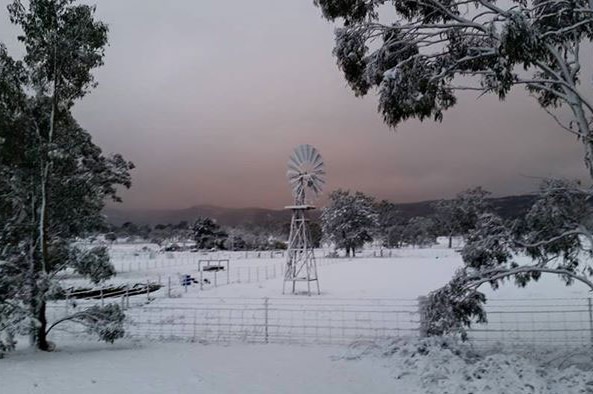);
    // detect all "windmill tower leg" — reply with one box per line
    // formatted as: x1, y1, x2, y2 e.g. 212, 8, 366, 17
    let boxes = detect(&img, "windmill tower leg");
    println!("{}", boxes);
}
283, 206, 319, 295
